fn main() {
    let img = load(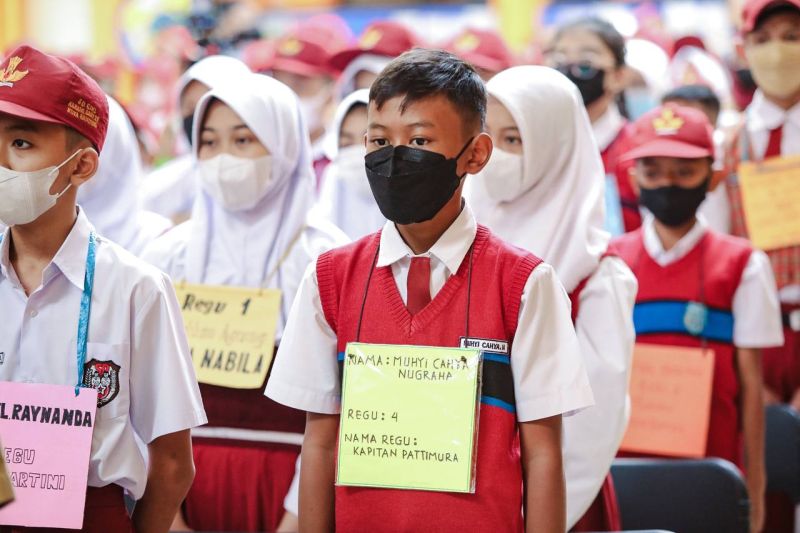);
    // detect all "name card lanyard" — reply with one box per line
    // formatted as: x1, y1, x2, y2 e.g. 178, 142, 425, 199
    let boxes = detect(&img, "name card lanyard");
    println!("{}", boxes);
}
355, 239, 475, 343
0, 231, 97, 396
